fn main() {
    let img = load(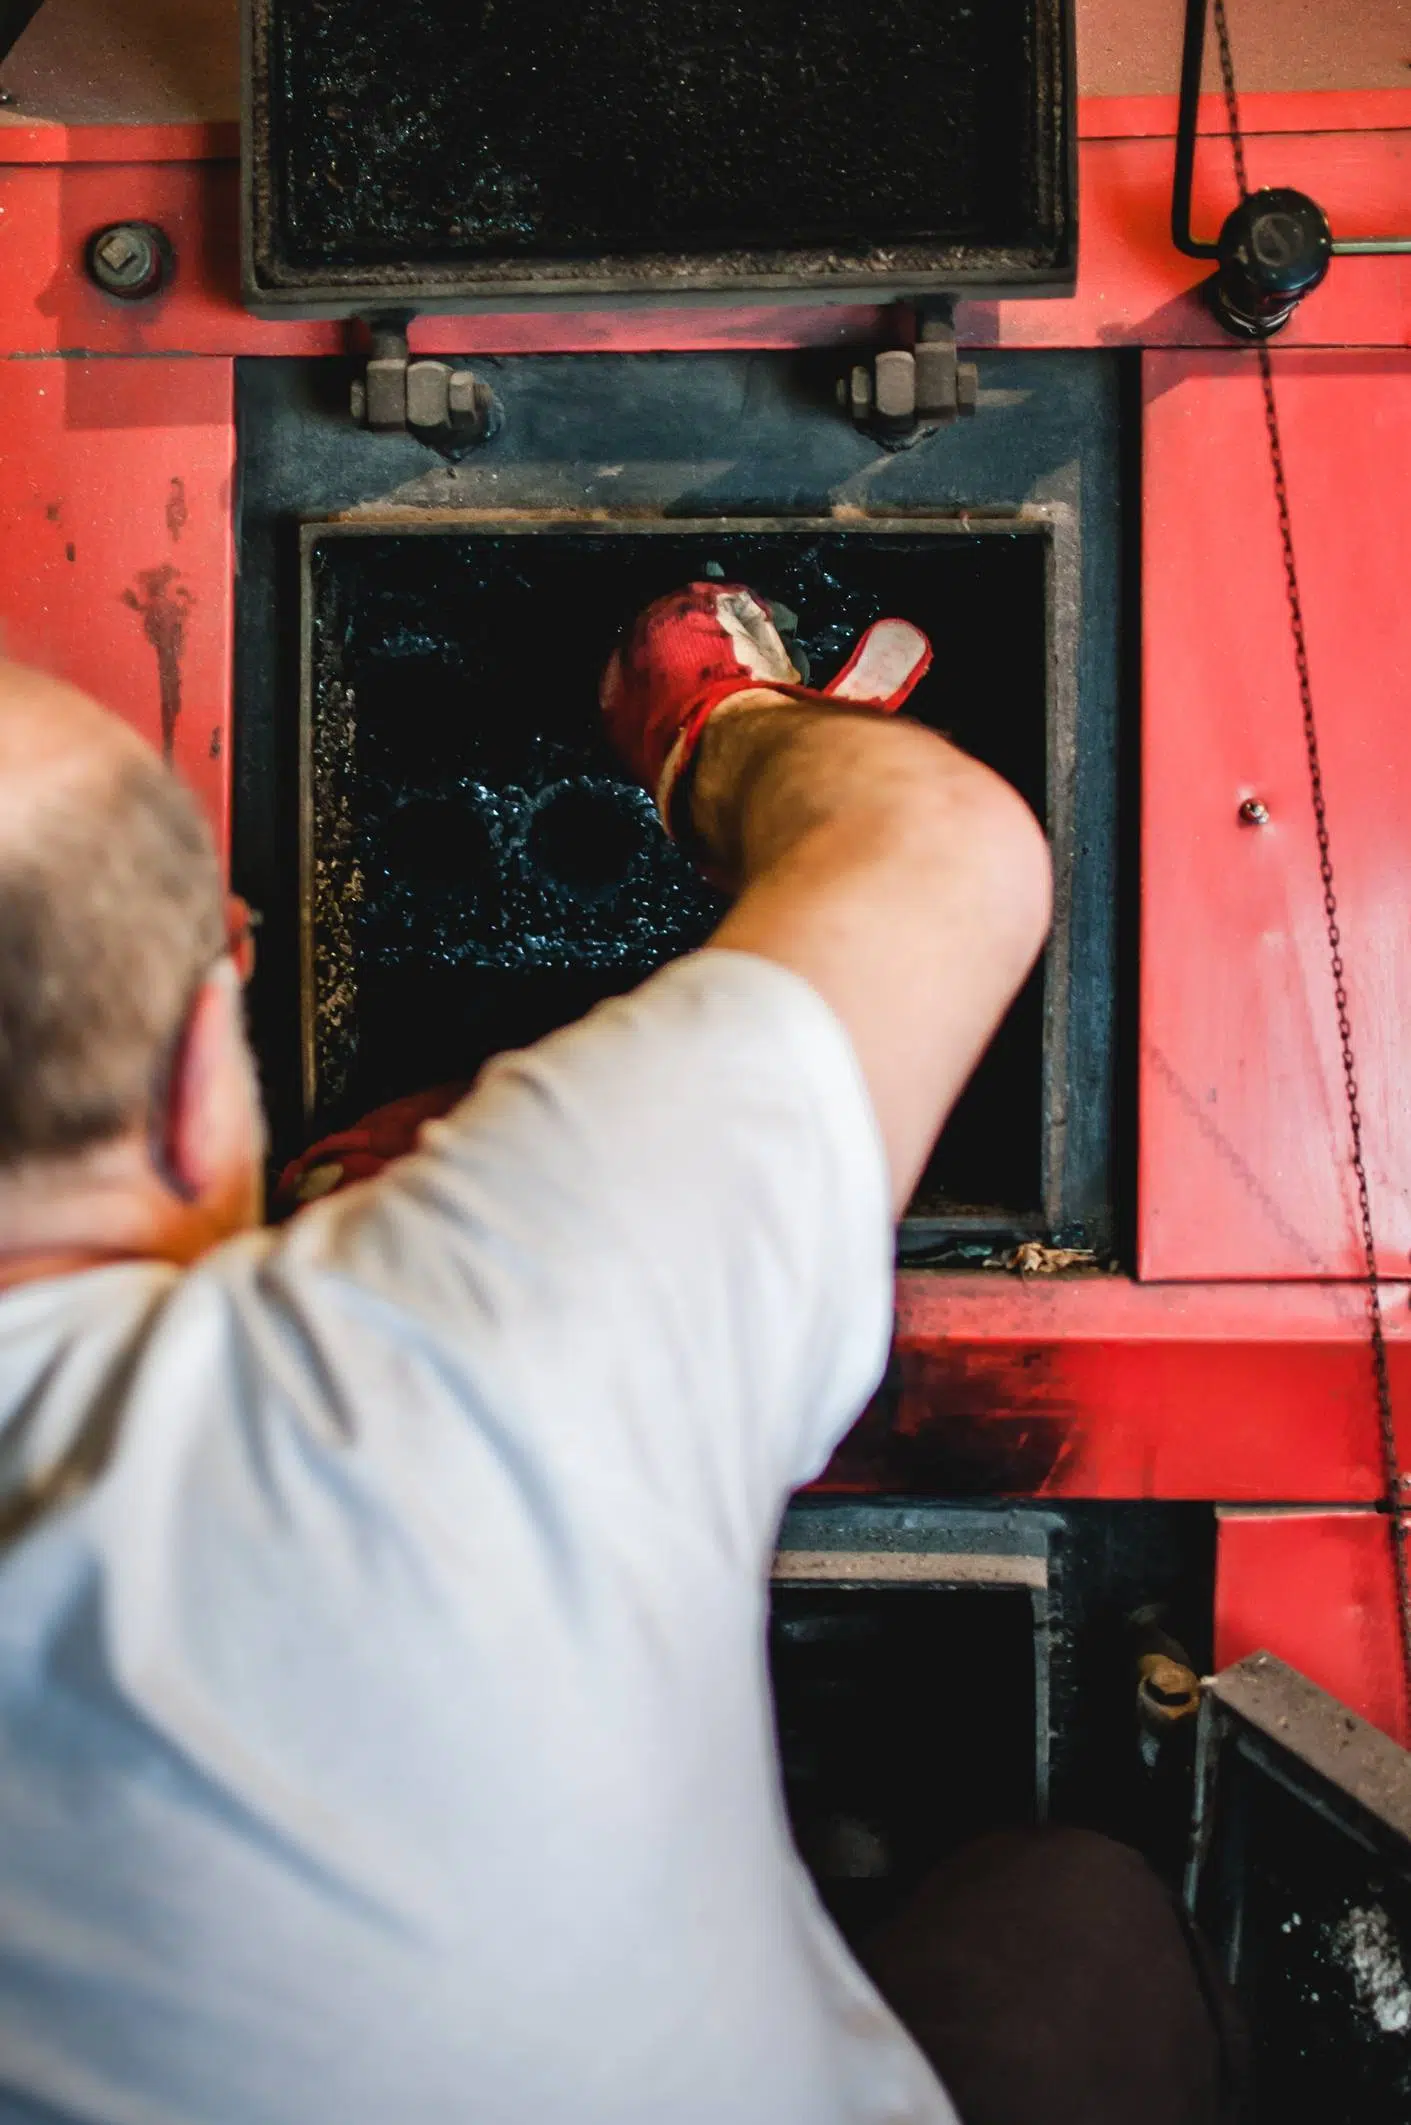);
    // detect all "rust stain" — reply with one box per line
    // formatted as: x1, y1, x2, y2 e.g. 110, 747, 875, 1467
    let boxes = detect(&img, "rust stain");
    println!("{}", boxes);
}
166, 477, 189, 545
122, 565, 193, 764
64, 543, 75, 565
209, 726, 222, 760
44, 502, 61, 523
